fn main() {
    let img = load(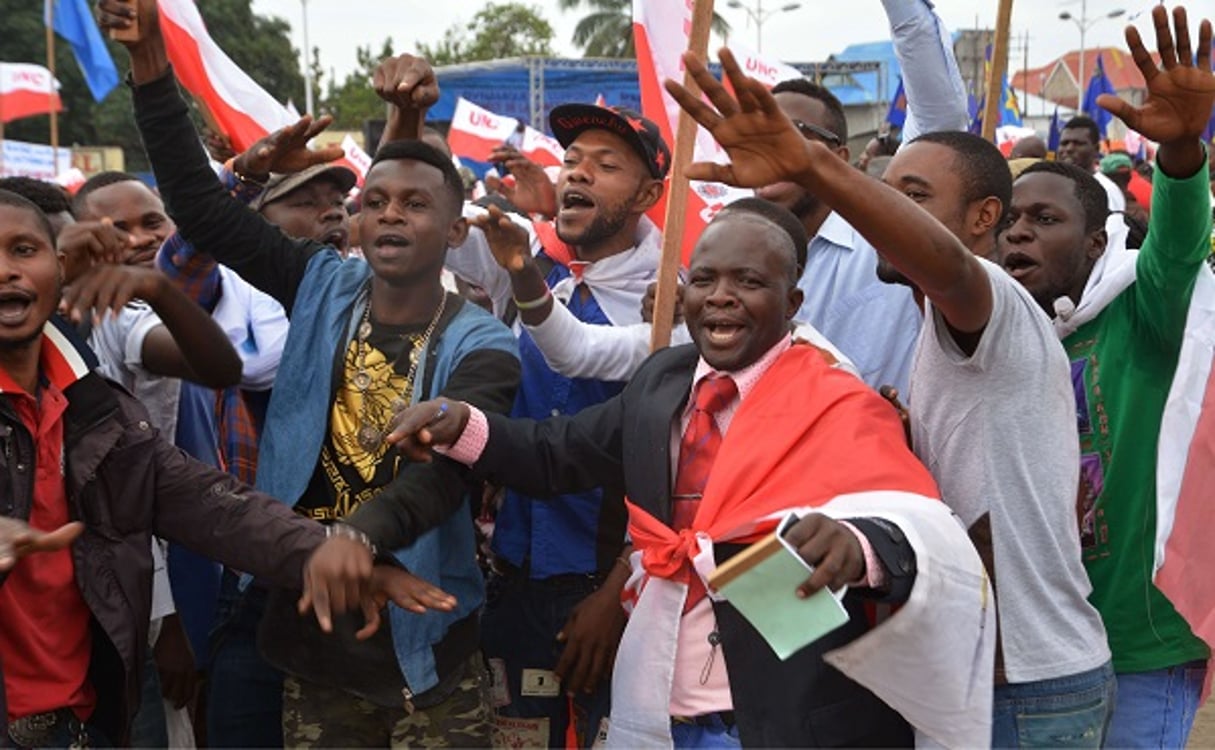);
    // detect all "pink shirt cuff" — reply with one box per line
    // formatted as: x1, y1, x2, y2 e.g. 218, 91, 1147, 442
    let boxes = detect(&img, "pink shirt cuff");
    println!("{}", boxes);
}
434, 405, 489, 465
838, 520, 888, 589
